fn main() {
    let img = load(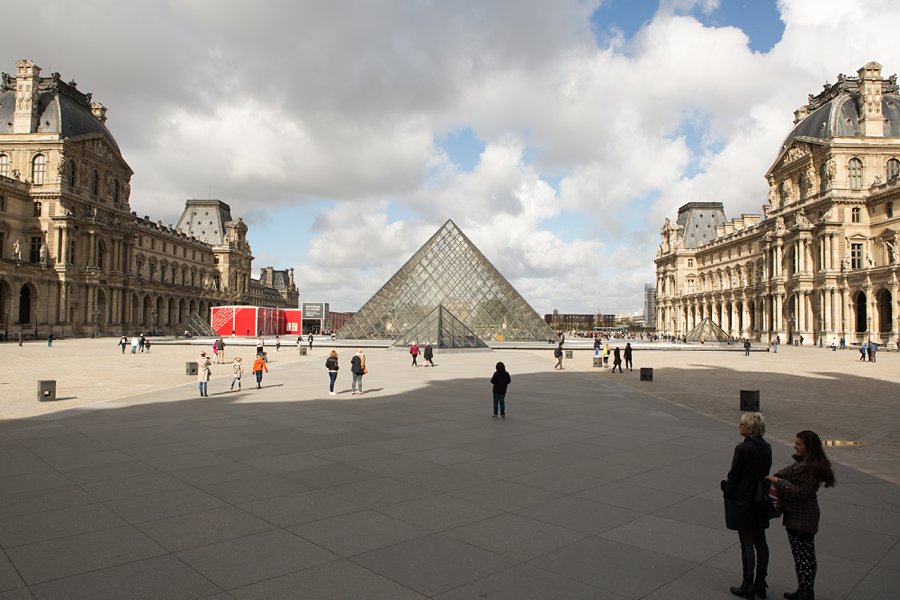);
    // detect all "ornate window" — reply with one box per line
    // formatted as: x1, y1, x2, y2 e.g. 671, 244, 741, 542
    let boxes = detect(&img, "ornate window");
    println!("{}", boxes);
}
29, 236, 42, 263
33, 201, 41, 217
852, 207, 861, 223
32, 154, 47, 184
90, 169, 99, 196
0, 154, 9, 177
887, 158, 900, 181
780, 180, 790, 205
851, 243, 863, 269
798, 172, 807, 198
97, 241, 106, 272
848, 158, 863, 189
